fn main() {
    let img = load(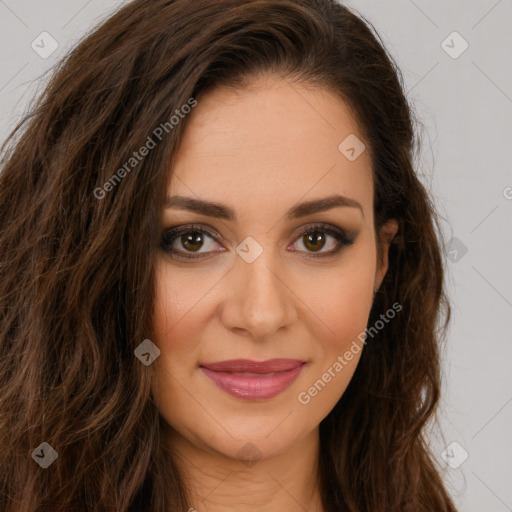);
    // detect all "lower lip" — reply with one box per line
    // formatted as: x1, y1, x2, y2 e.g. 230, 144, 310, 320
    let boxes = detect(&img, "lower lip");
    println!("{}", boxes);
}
200, 364, 305, 401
